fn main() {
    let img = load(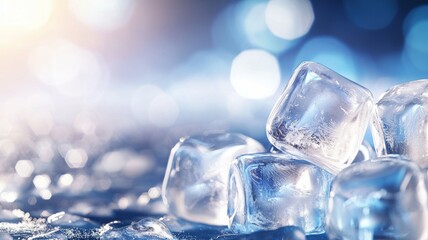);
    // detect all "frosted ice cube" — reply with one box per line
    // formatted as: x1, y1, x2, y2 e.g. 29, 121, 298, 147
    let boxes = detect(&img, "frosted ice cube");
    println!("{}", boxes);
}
228, 153, 333, 234
372, 79, 428, 168
326, 156, 428, 239
162, 132, 265, 226
101, 218, 174, 240
266, 62, 374, 174
352, 140, 376, 163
